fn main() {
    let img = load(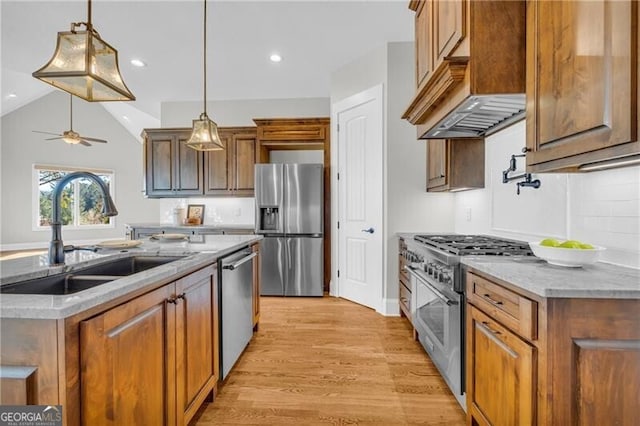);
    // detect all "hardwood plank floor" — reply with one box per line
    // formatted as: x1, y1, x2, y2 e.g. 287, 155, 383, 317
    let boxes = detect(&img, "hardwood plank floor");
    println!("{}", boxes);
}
194, 296, 466, 425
